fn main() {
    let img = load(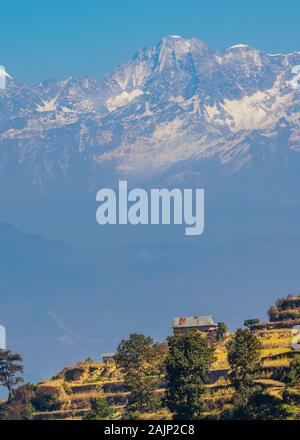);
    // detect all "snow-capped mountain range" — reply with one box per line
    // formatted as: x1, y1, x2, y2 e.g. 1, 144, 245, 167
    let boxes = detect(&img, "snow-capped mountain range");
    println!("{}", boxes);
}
1, 35, 300, 188
2, 37, 300, 377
